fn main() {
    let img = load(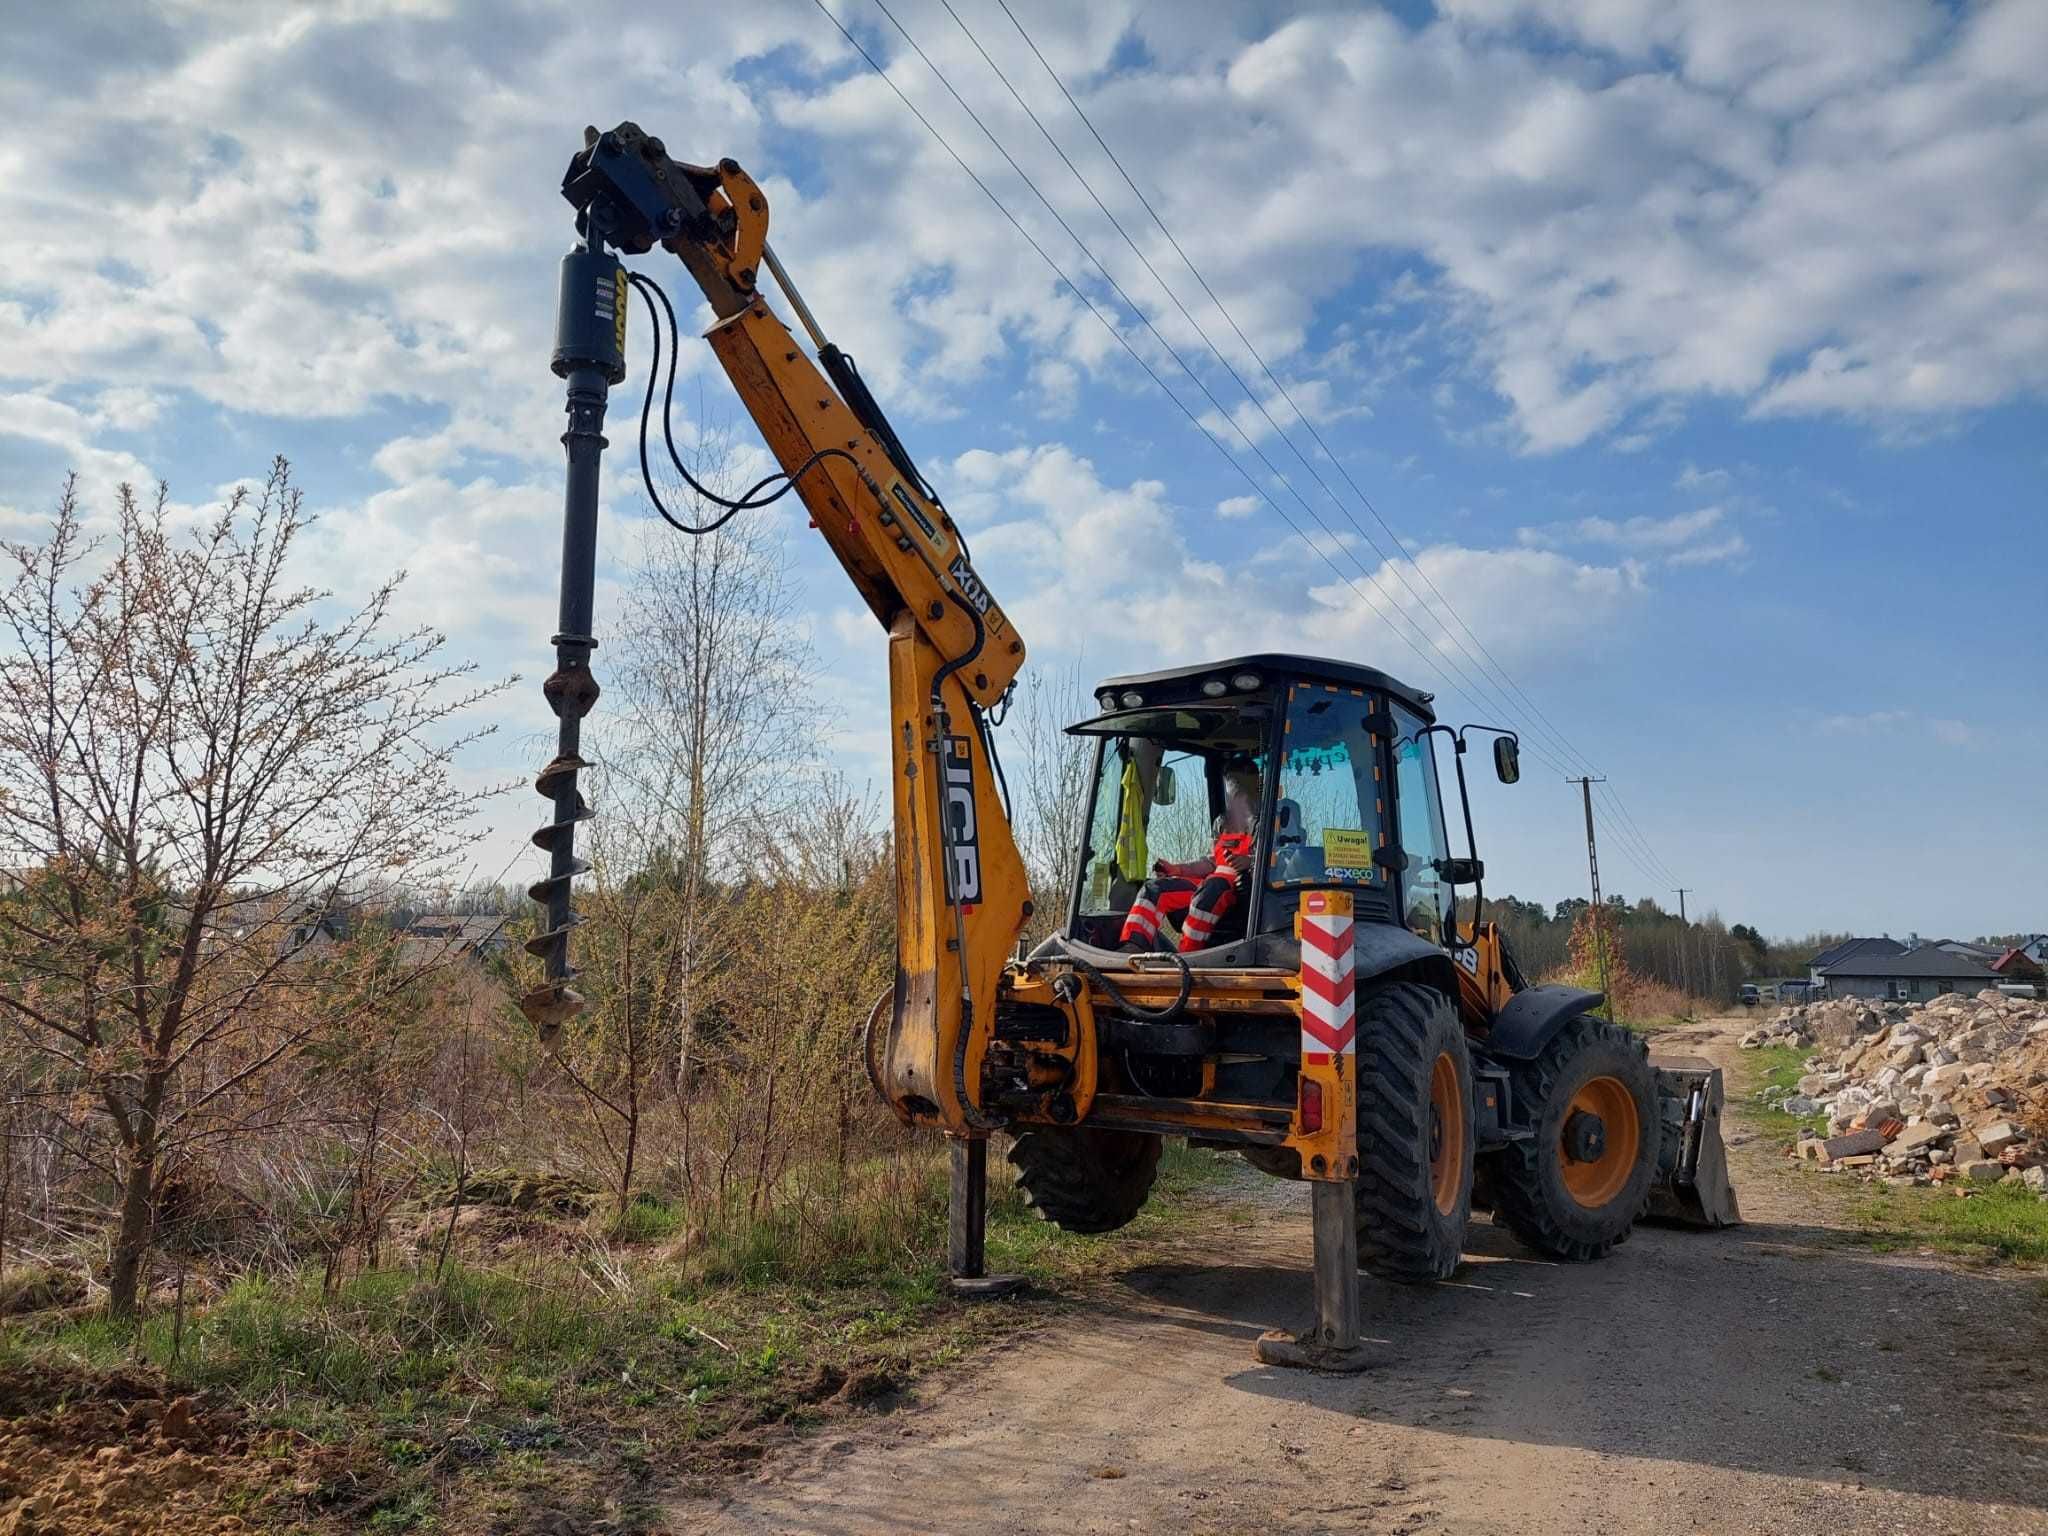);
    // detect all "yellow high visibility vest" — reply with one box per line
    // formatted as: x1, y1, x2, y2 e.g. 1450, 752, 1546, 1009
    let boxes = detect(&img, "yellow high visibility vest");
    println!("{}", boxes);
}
1114, 759, 1148, 882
